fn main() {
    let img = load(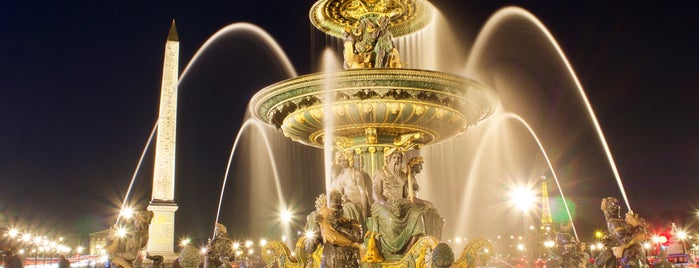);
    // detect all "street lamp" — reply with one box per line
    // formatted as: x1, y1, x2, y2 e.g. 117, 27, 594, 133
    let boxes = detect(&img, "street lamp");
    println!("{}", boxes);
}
677, 230, 688, 254
76, 246, 84, 264
7, 228, 19, 238
509, 184, 537, 267
509, 186, 537, 213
